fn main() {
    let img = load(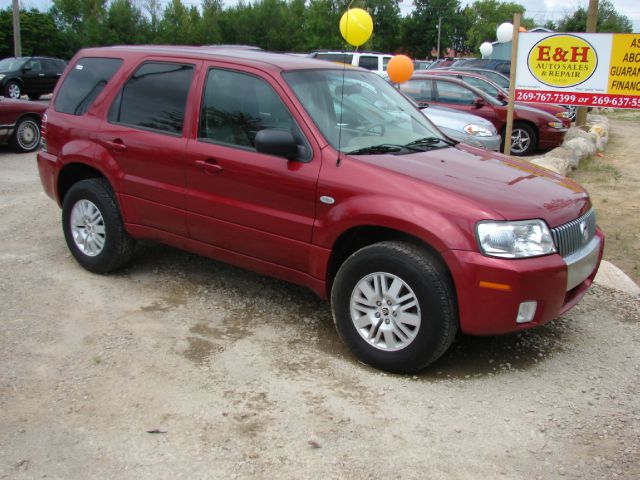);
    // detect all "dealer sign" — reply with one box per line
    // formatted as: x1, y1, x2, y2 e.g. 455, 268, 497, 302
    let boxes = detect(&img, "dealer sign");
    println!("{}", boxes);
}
515, 32, 640, 109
